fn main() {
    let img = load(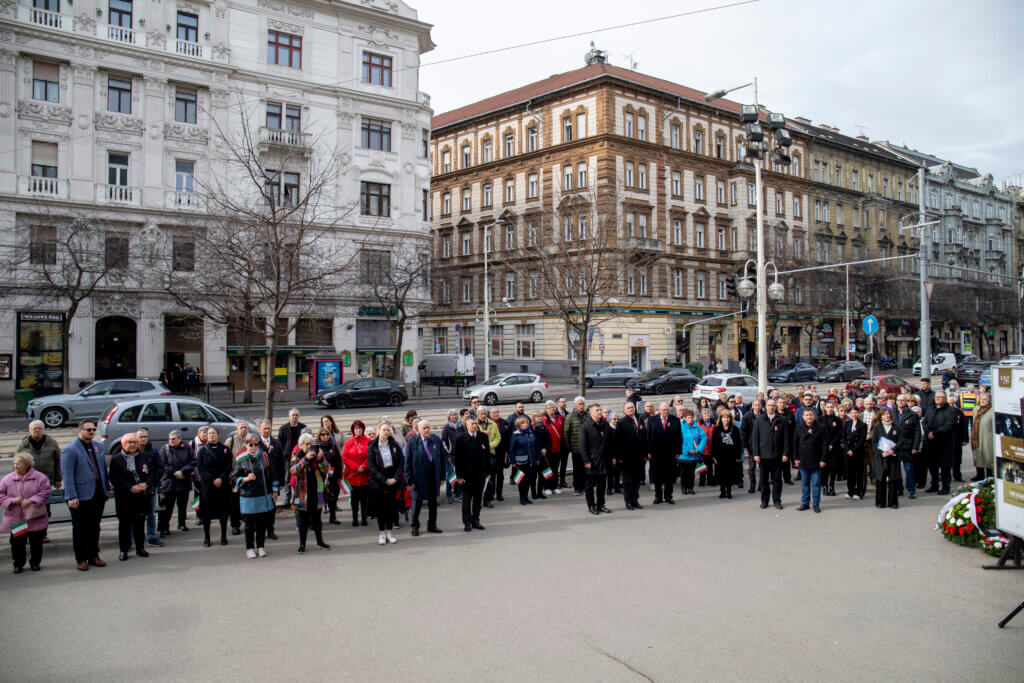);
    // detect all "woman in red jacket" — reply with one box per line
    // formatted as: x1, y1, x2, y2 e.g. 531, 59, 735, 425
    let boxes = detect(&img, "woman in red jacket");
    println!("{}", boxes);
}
698, 407, 715, 487
341, 420, 370, 527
